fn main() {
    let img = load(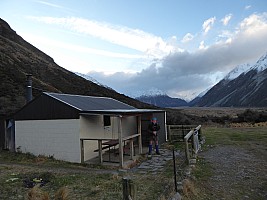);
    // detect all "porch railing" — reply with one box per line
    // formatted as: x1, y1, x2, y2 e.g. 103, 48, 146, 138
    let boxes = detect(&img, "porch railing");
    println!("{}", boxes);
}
80, 133, 142, 167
